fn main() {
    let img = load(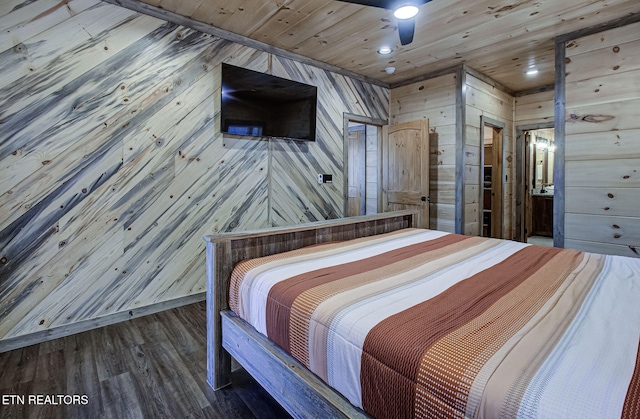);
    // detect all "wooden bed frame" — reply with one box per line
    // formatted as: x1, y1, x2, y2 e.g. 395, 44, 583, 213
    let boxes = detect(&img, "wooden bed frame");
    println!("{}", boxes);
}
203, 210, 418, 418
